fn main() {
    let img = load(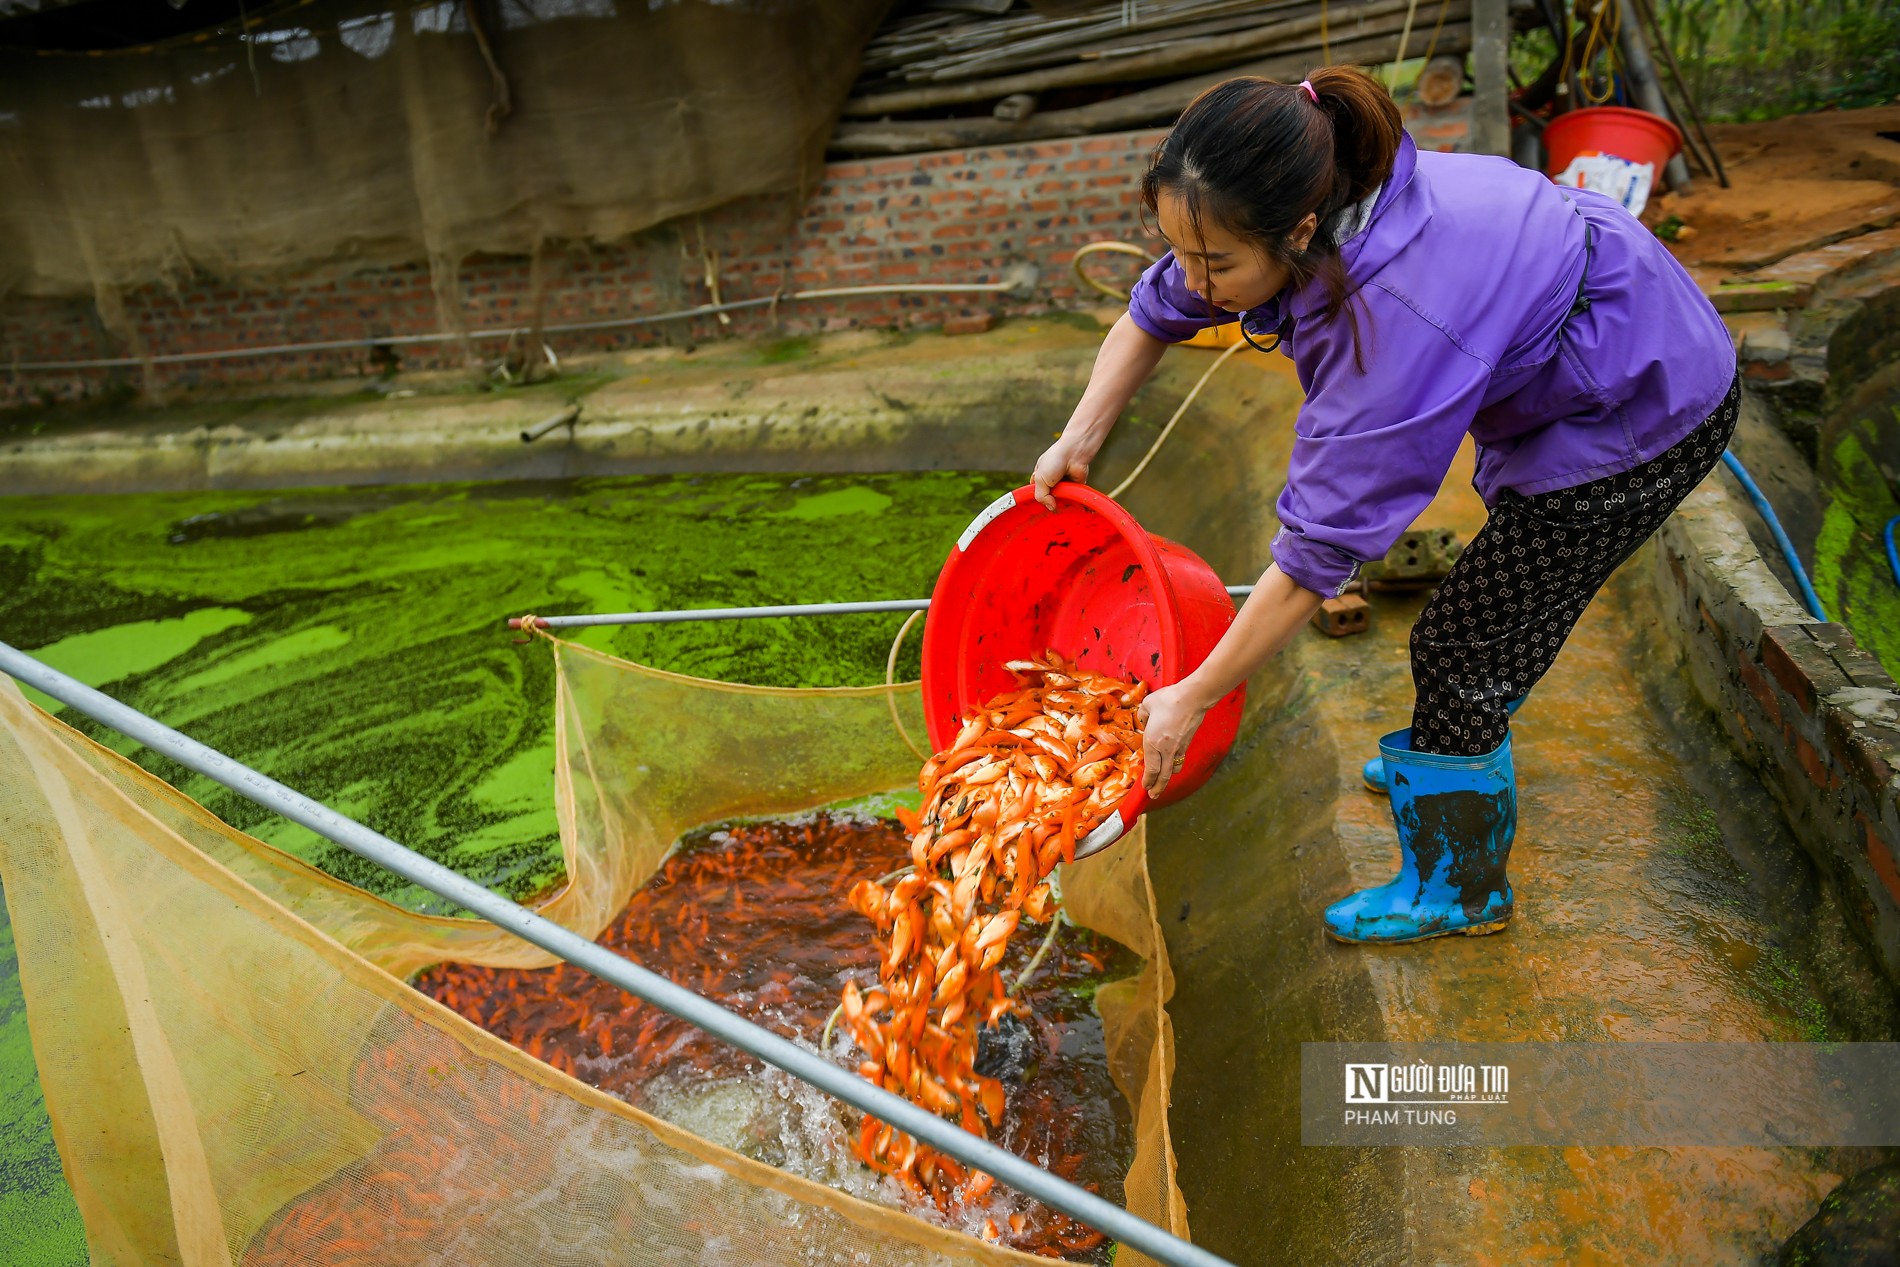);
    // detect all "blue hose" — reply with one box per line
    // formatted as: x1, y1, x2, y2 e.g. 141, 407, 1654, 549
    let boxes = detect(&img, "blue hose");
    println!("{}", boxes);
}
1885, 515, 1900, 589
1721, 450, 1828, 621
